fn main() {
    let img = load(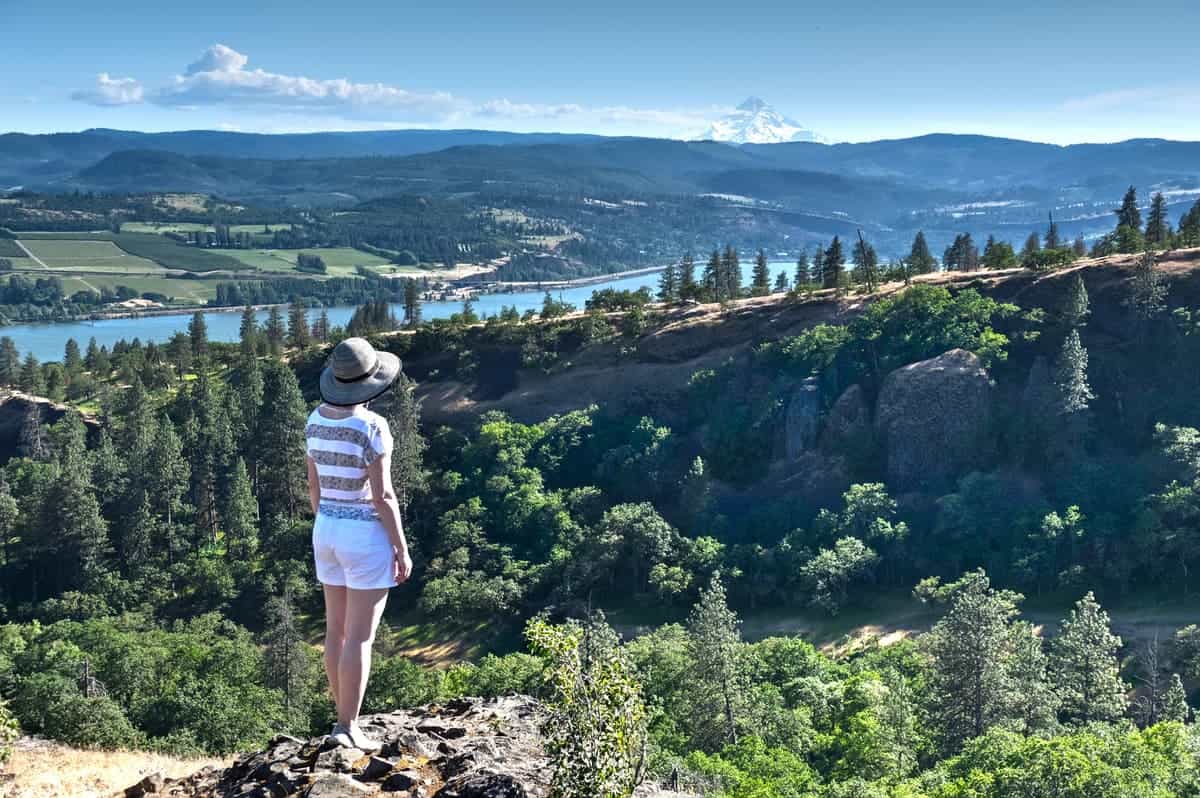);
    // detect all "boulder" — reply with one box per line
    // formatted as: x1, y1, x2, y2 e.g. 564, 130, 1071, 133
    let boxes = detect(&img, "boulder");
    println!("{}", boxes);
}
819, 383, 871, 455
874, 349, 994, 491
124, 772, 165, 798
304, 772, 373, 797
783, 376, 822, 458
